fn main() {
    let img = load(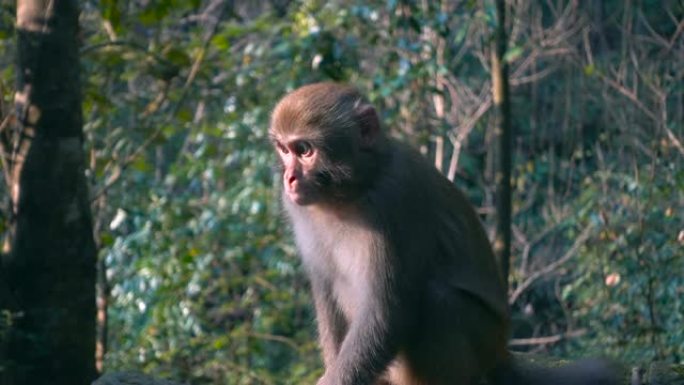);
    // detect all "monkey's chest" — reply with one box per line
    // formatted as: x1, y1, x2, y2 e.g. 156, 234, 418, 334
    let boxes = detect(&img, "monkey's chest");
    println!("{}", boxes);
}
295, 218, 373, 321
328, 237, 372, 320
